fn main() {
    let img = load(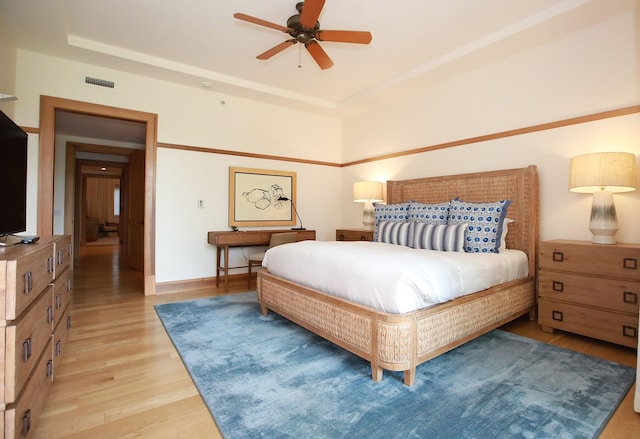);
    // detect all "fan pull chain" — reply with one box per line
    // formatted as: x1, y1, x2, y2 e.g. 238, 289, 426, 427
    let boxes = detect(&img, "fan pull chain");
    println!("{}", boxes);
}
298, 44, 302, 68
